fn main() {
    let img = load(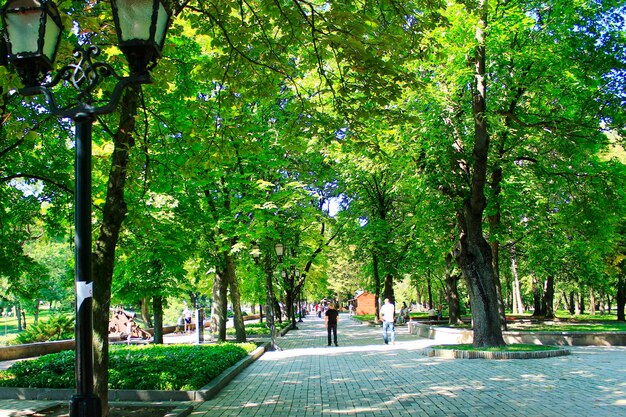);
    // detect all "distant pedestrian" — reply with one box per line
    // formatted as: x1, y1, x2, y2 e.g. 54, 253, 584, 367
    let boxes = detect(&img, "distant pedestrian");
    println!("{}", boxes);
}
325, 303, 339, 346
183, 307, 192, 333
379, 298, 396, 345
